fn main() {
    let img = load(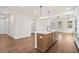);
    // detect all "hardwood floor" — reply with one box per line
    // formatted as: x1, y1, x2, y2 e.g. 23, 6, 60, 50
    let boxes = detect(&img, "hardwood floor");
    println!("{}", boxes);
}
0, 33, 78, 53
0, 34, 35, 53
46, 33, 78, 53
0, 34, 16, 52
